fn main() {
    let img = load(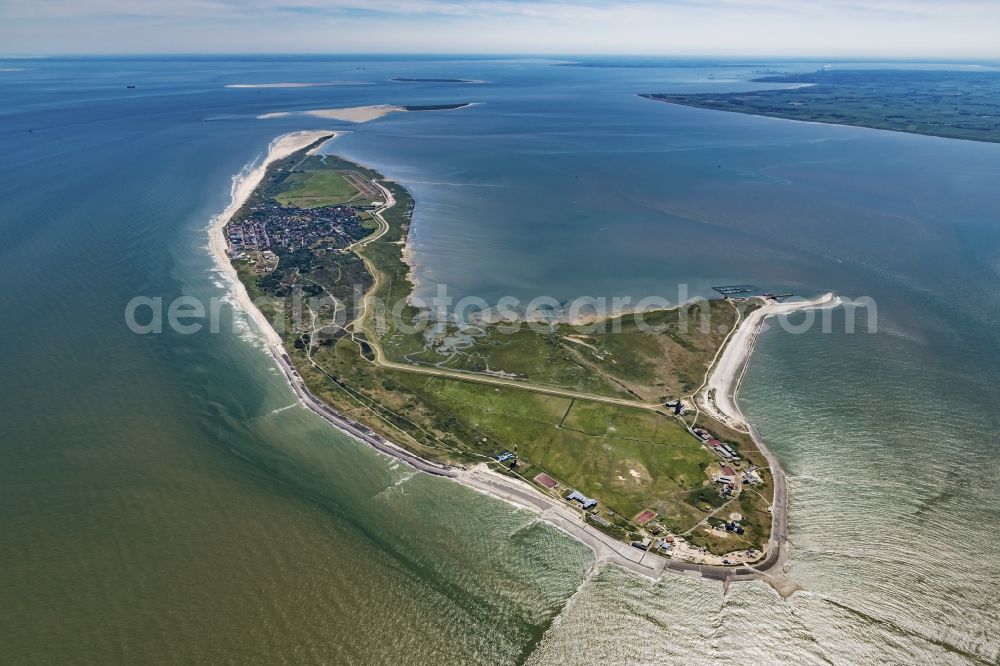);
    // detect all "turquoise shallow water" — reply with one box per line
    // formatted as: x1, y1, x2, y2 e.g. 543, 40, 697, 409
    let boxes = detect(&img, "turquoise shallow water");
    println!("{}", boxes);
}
2, 56, 999, 664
